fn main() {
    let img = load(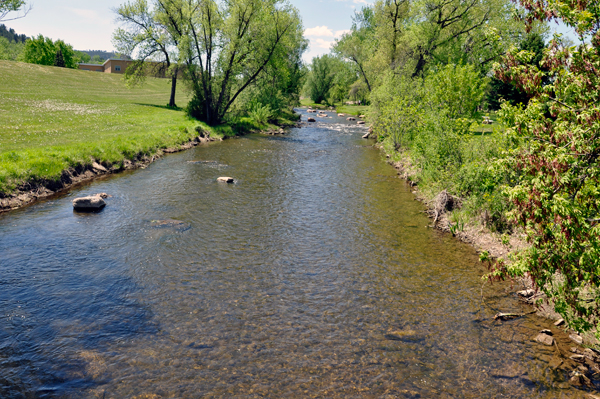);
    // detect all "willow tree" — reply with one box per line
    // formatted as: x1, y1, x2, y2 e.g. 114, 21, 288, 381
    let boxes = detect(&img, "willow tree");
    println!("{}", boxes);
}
113, 0, 182, 107
156, 0, 305, 125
